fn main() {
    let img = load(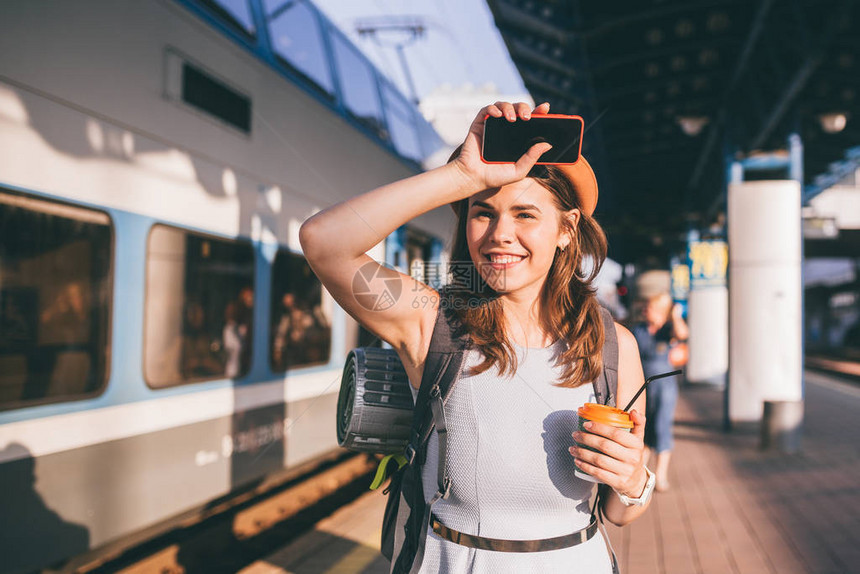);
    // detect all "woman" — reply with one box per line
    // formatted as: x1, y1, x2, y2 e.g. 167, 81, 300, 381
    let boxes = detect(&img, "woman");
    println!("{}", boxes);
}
631, 292, 689, 492
300, 102, 651, 572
